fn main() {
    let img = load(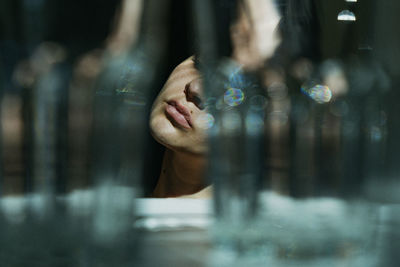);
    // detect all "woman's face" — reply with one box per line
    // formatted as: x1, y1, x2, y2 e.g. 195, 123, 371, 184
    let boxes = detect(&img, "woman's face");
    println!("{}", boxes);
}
150, 0, 281, 155
150, 57, 209, 155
